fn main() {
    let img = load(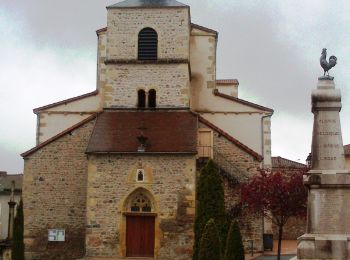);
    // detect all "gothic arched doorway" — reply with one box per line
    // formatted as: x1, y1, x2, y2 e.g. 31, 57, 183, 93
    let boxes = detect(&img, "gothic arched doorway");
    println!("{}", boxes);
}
124, 189, 156, 257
